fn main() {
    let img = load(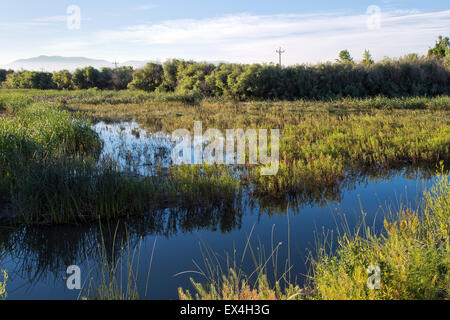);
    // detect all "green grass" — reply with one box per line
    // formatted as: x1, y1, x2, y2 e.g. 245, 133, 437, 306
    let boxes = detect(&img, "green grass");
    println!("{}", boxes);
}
311, 171, 449, 300
36, 91, 449, 203
252, 110, 450, 200
0, 93, 242, 225
177, 226, 305, 301
13, 160, 241, 225
1, 89, 449, 225
0, 100, 103, 211
82, 225, 156, 300
179, 172, 449, 300
0, 88, 202, 106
